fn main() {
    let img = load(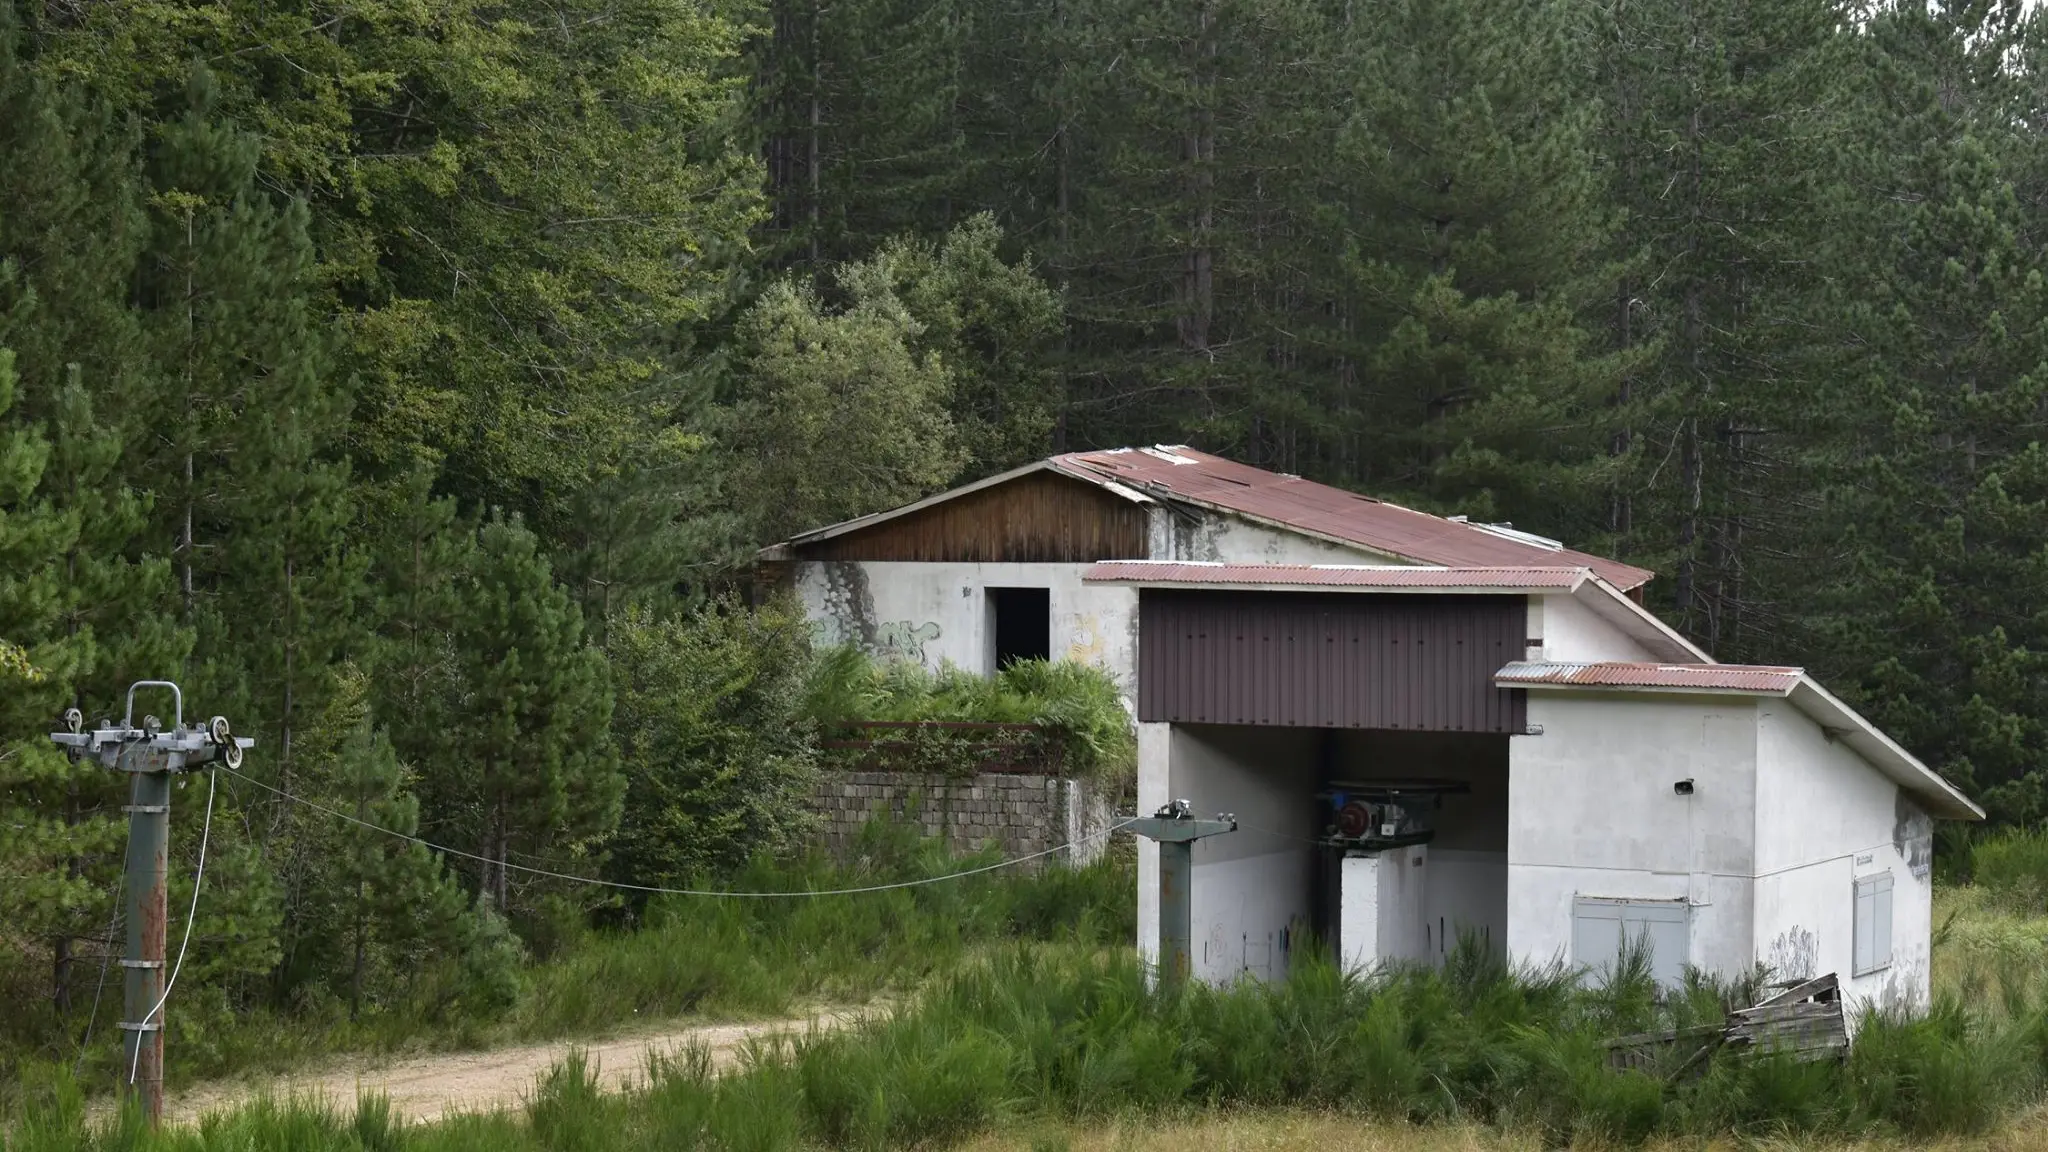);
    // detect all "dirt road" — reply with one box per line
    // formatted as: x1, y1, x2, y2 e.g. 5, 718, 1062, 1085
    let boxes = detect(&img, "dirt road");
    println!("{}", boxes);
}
159, 1009, 863, 1126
